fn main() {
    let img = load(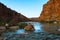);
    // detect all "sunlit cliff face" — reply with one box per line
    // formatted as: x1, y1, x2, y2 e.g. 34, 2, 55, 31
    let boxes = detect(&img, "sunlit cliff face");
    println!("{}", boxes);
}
39, 0, 60, 21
